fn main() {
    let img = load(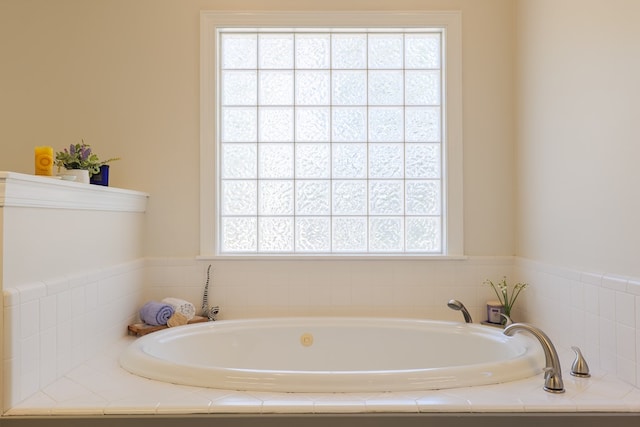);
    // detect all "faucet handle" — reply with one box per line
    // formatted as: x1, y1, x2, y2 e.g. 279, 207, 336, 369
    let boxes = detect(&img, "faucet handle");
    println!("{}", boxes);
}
570, 346, 590, 377
542, 367, 565, 393
499, 313, 513, 326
